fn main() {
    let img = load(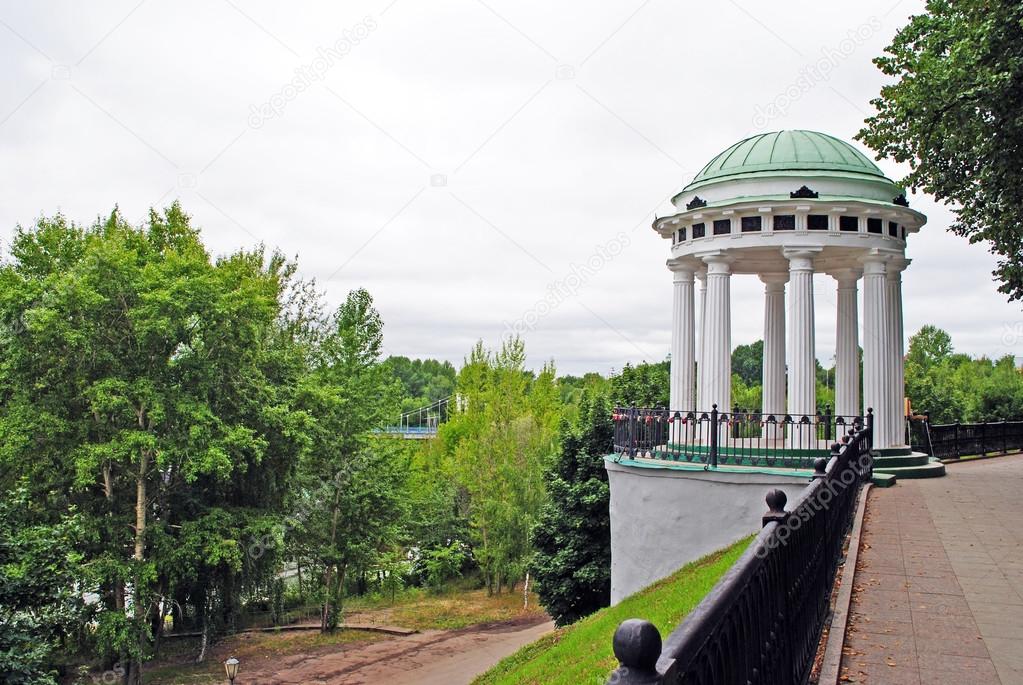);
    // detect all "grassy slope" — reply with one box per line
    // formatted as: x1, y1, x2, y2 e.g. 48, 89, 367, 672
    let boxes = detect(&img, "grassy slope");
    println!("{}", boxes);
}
473, 536, 753, 685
